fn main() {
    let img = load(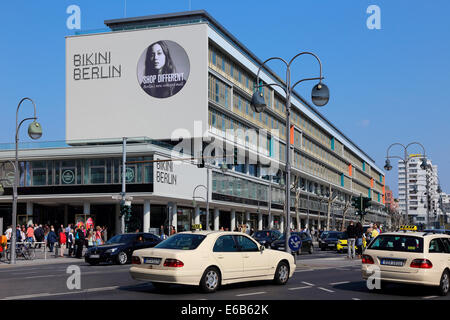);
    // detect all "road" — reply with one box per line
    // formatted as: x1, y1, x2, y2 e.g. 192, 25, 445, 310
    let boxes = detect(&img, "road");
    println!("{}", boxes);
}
0, 249, 447, 300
